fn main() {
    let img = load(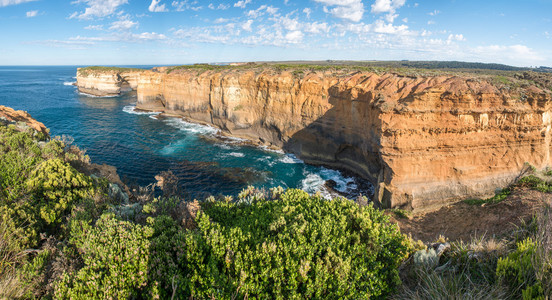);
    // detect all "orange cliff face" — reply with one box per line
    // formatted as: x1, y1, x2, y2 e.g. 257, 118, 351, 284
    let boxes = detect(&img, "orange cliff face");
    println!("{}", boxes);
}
76, 67, 552, 212
0, 105, 49, 137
